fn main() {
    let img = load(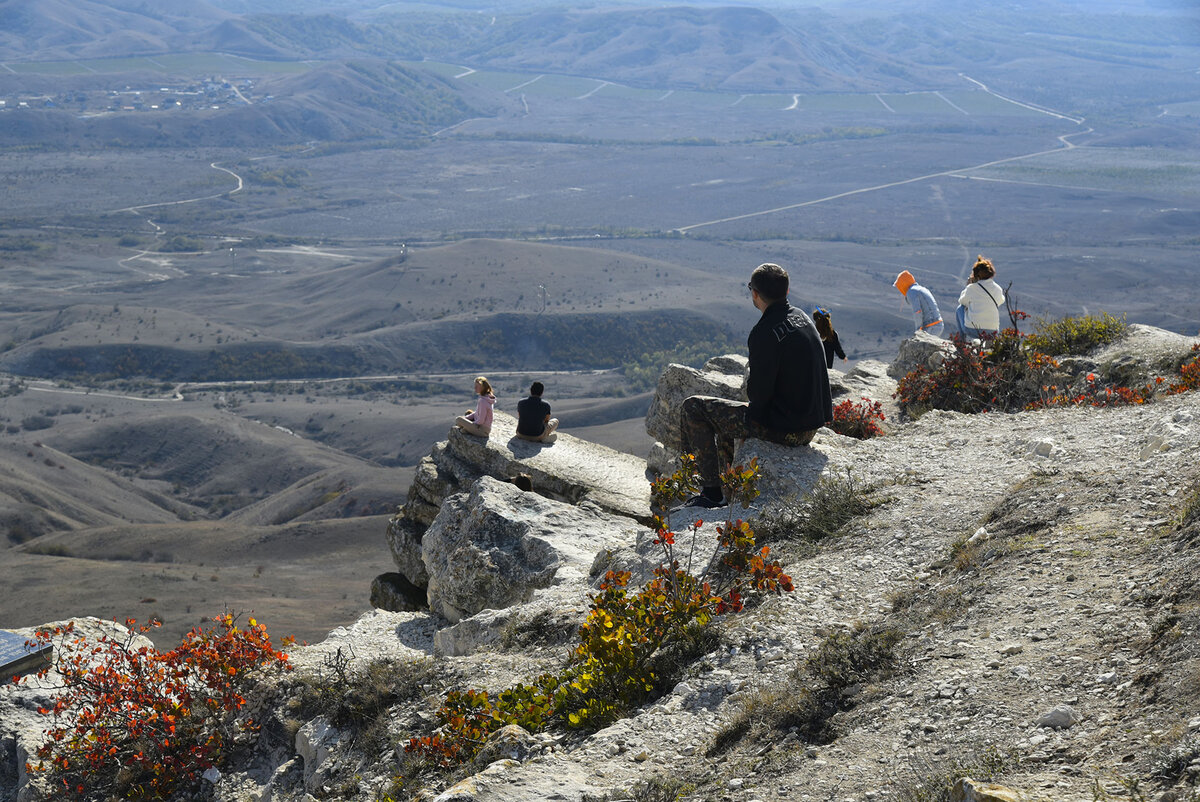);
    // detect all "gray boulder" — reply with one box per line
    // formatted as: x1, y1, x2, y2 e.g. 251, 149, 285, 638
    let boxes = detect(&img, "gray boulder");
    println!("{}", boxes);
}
295, 716, 344, 791
645, 358, 747, 452
887, 331, 955, 379
1091, 323, 1200, 387
422, 477, 644, 624
444, 413, 650, 522
470, 725, 541, 771
735, 434, 834, 507
832, 359, 896, 401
